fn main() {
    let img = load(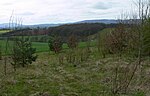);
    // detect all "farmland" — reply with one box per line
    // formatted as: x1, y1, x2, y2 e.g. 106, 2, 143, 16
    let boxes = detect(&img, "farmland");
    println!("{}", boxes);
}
0, 39, 96, 55
0, 30, 10, 34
